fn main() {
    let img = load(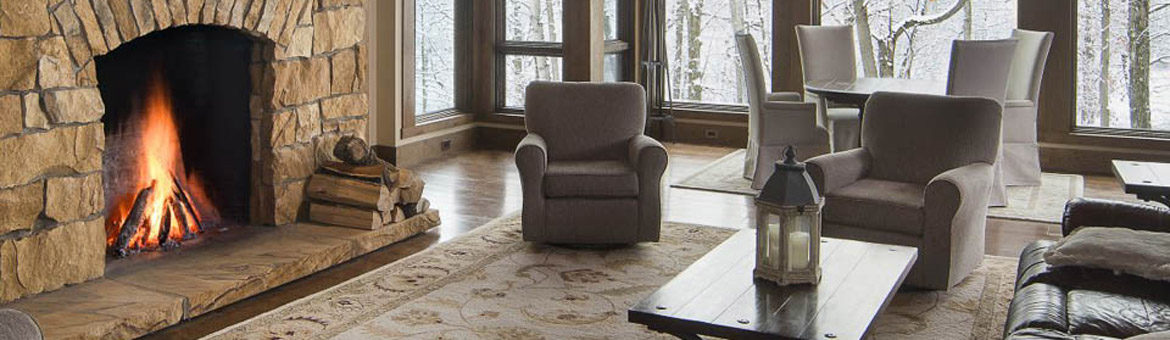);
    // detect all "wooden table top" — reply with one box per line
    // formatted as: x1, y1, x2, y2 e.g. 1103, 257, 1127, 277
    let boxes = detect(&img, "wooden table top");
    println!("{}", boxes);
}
1112, 160, 1170, 191
628, 230, 917, 340
804, 78, 945, 105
